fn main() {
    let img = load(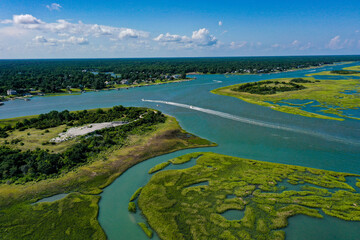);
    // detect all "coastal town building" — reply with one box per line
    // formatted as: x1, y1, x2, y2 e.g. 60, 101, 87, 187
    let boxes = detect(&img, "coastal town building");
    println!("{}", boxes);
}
7, 89, 17, 95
